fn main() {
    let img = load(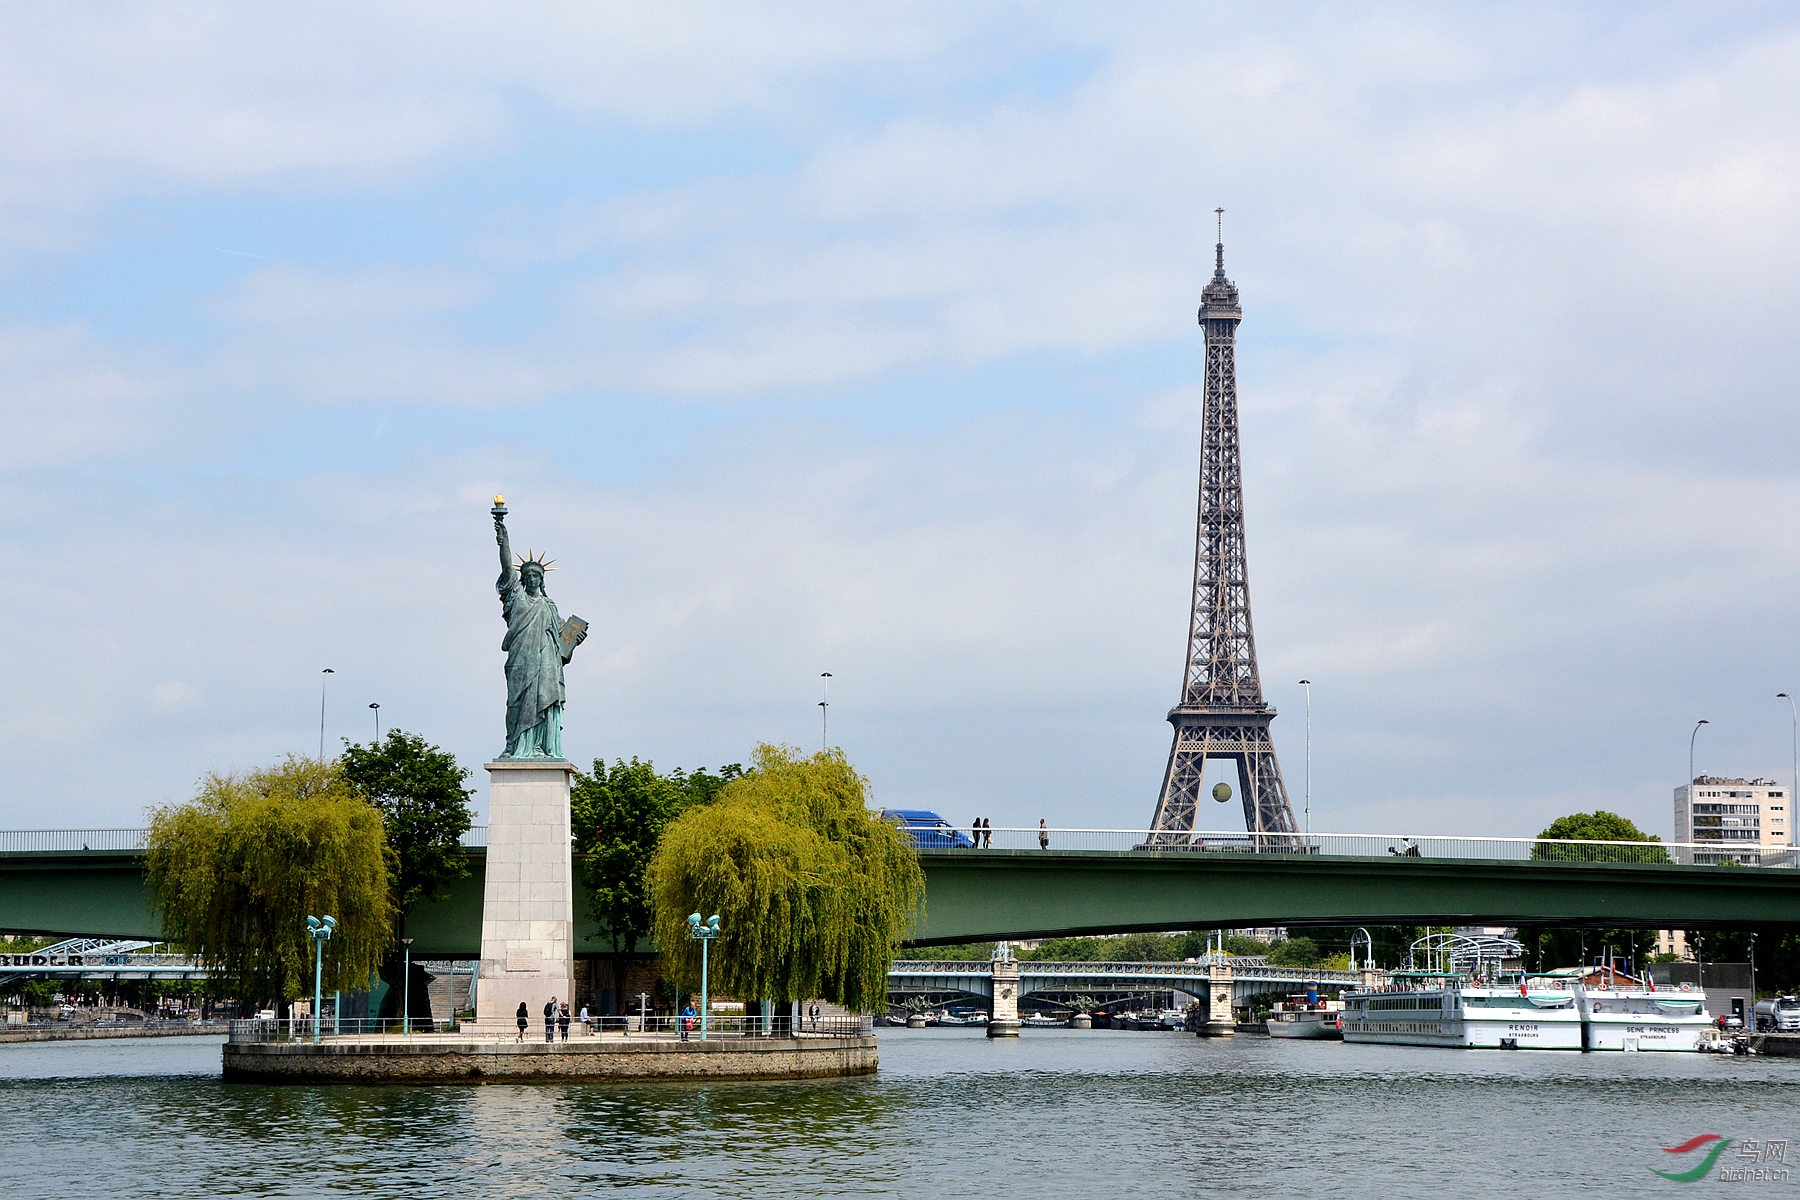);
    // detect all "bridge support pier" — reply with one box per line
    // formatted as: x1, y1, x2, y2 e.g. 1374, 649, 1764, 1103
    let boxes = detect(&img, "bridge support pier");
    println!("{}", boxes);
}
987, 958, 1020, 1038
1194, 963, 1234, 1037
